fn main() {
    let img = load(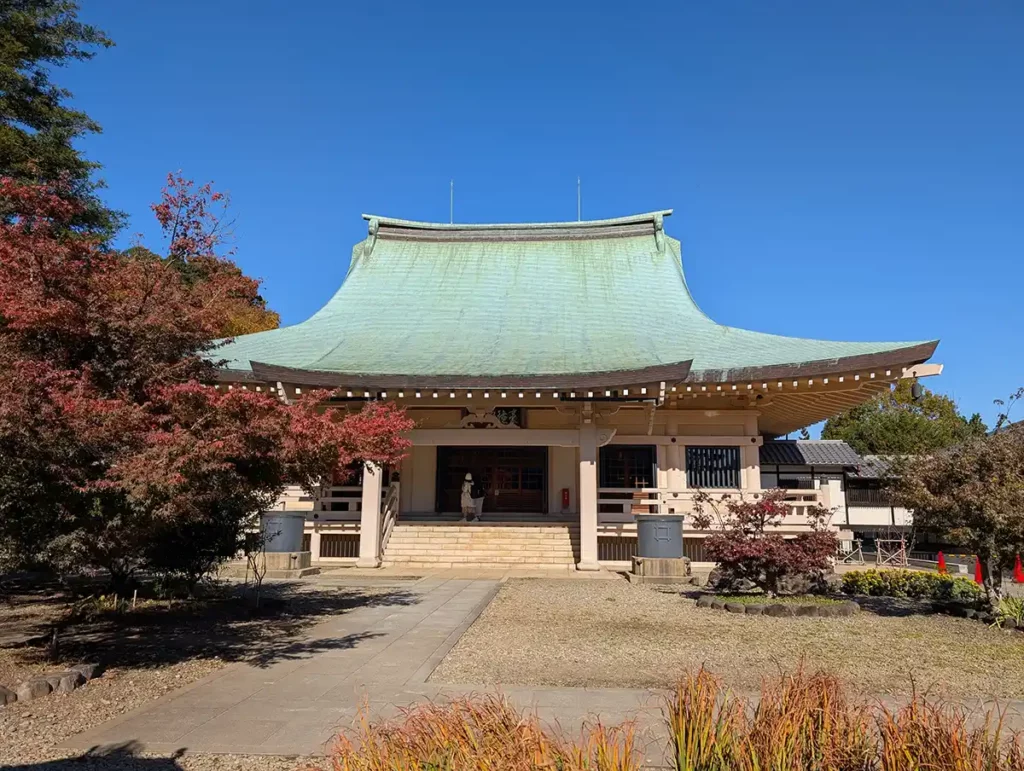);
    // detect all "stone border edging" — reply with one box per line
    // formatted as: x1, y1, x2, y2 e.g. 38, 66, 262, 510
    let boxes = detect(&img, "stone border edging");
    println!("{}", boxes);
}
932, 602, 1024, 631
0, 663, 100, 707
696, 594, 860, 618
